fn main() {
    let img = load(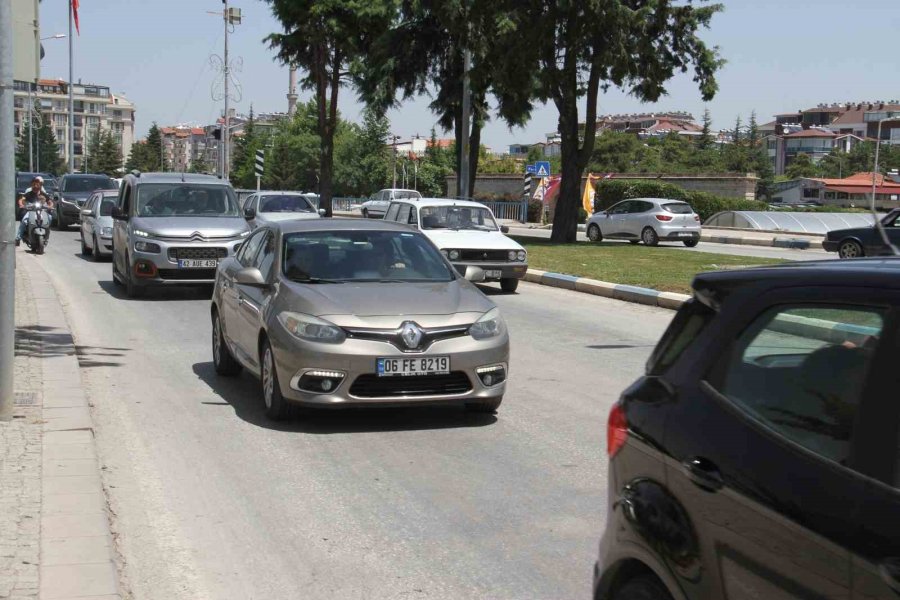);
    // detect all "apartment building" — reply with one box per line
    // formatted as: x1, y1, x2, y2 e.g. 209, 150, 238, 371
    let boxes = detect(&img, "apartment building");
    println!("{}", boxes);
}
160, 126, 209, 172
12, 79, 136, 172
